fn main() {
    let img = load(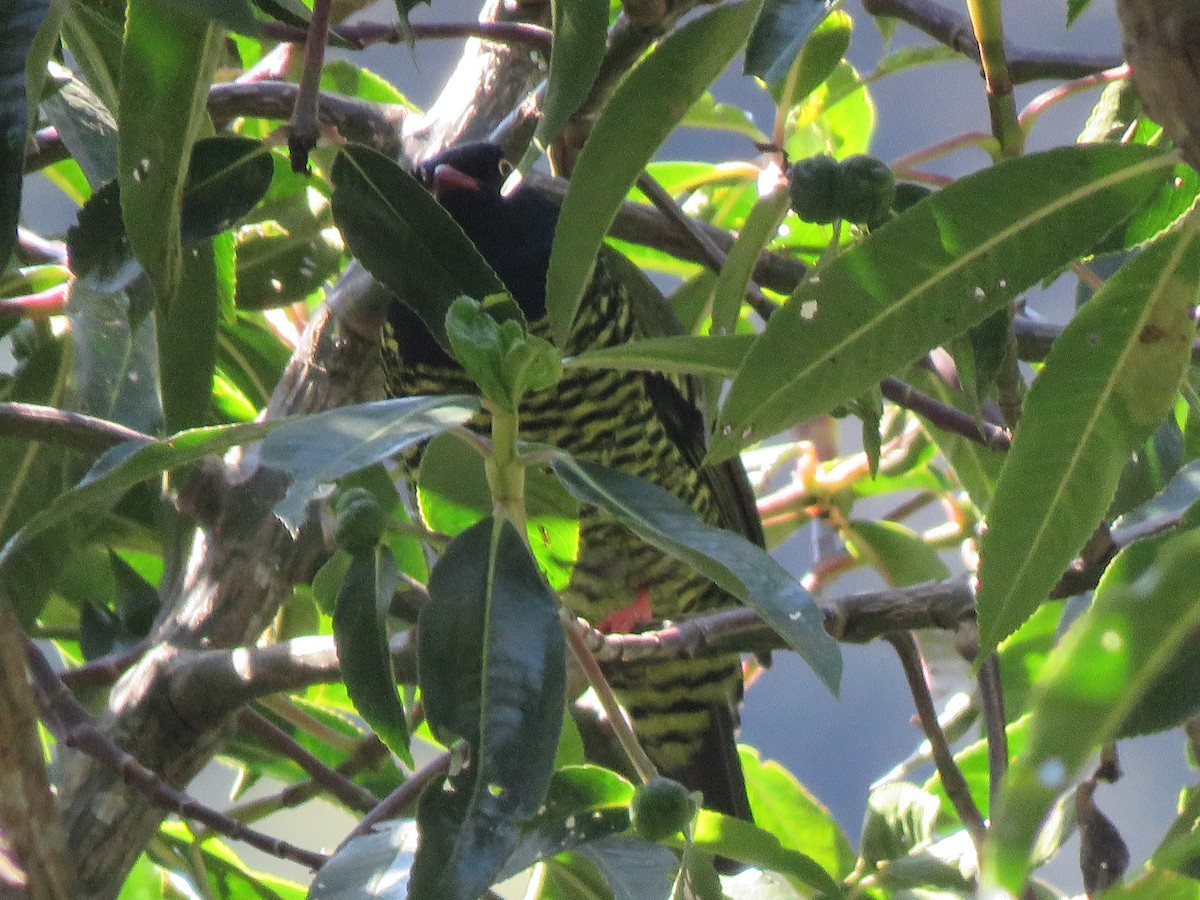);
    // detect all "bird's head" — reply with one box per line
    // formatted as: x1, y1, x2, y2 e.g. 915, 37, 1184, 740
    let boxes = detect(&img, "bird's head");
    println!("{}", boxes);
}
417, 141, 513, 204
